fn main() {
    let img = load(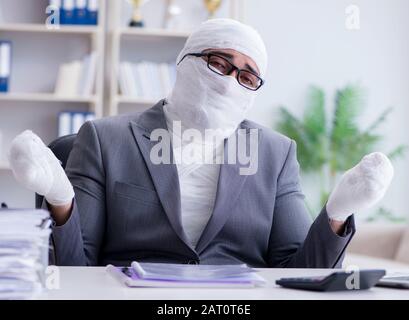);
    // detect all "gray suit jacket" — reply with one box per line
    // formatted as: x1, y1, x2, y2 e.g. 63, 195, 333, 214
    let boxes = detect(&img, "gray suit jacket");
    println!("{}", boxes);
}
46, 100, 355, 267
